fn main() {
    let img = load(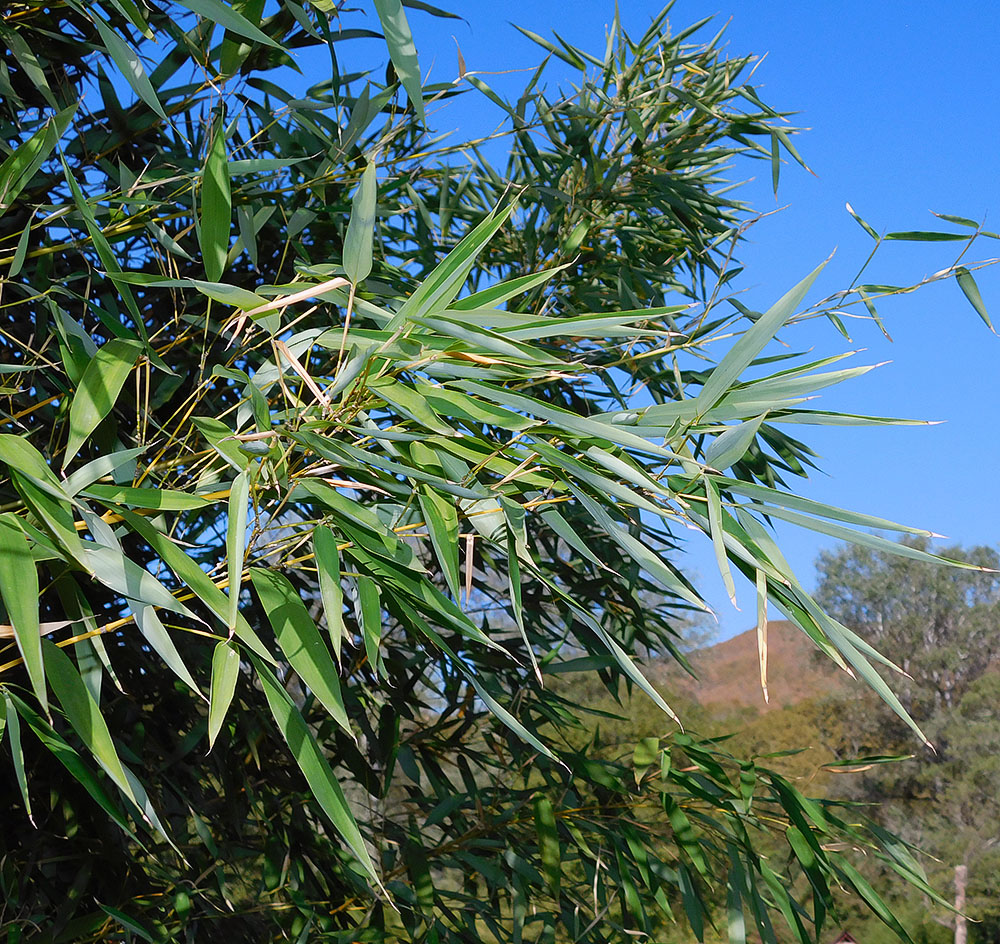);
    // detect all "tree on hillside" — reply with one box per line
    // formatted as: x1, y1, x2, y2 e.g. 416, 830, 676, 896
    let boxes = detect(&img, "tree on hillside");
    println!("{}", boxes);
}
815, 542, 1000, 944
0, 2, 995, 941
